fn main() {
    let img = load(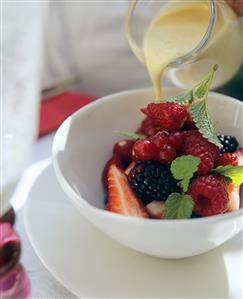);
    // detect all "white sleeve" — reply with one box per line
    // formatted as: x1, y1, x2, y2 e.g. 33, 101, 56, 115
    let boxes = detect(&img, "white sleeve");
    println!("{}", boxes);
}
42, 1, 151, 97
